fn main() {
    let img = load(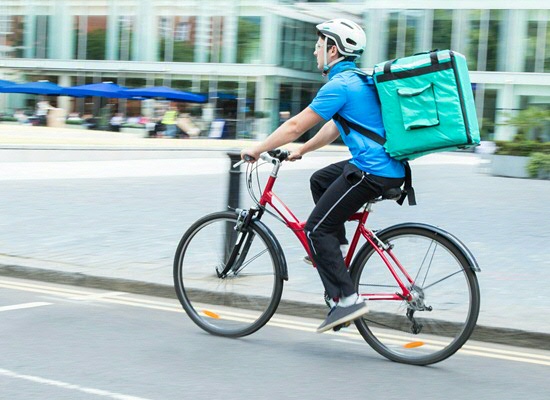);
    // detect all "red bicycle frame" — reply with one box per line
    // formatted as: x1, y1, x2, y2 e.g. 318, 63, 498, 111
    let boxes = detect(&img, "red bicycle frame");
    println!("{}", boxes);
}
254, 155, 415, 302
